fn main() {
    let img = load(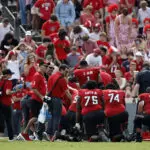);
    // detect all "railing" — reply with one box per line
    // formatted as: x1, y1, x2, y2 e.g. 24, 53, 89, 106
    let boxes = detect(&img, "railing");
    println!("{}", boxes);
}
3, 6, 26, 40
